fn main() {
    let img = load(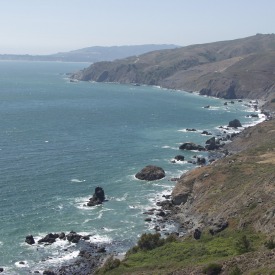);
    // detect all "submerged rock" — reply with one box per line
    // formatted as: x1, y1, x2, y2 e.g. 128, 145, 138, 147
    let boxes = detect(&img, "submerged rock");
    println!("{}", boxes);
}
135, 165, 165, 181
